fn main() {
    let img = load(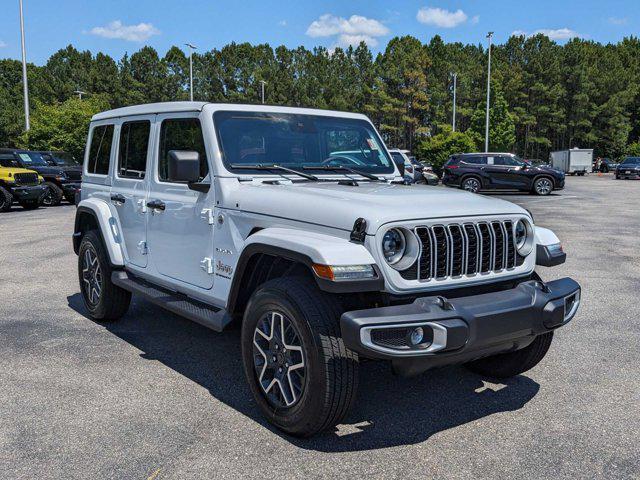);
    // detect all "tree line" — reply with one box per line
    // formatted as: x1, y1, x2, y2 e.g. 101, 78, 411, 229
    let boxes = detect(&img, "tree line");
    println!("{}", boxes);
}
1, 34, 639, 168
